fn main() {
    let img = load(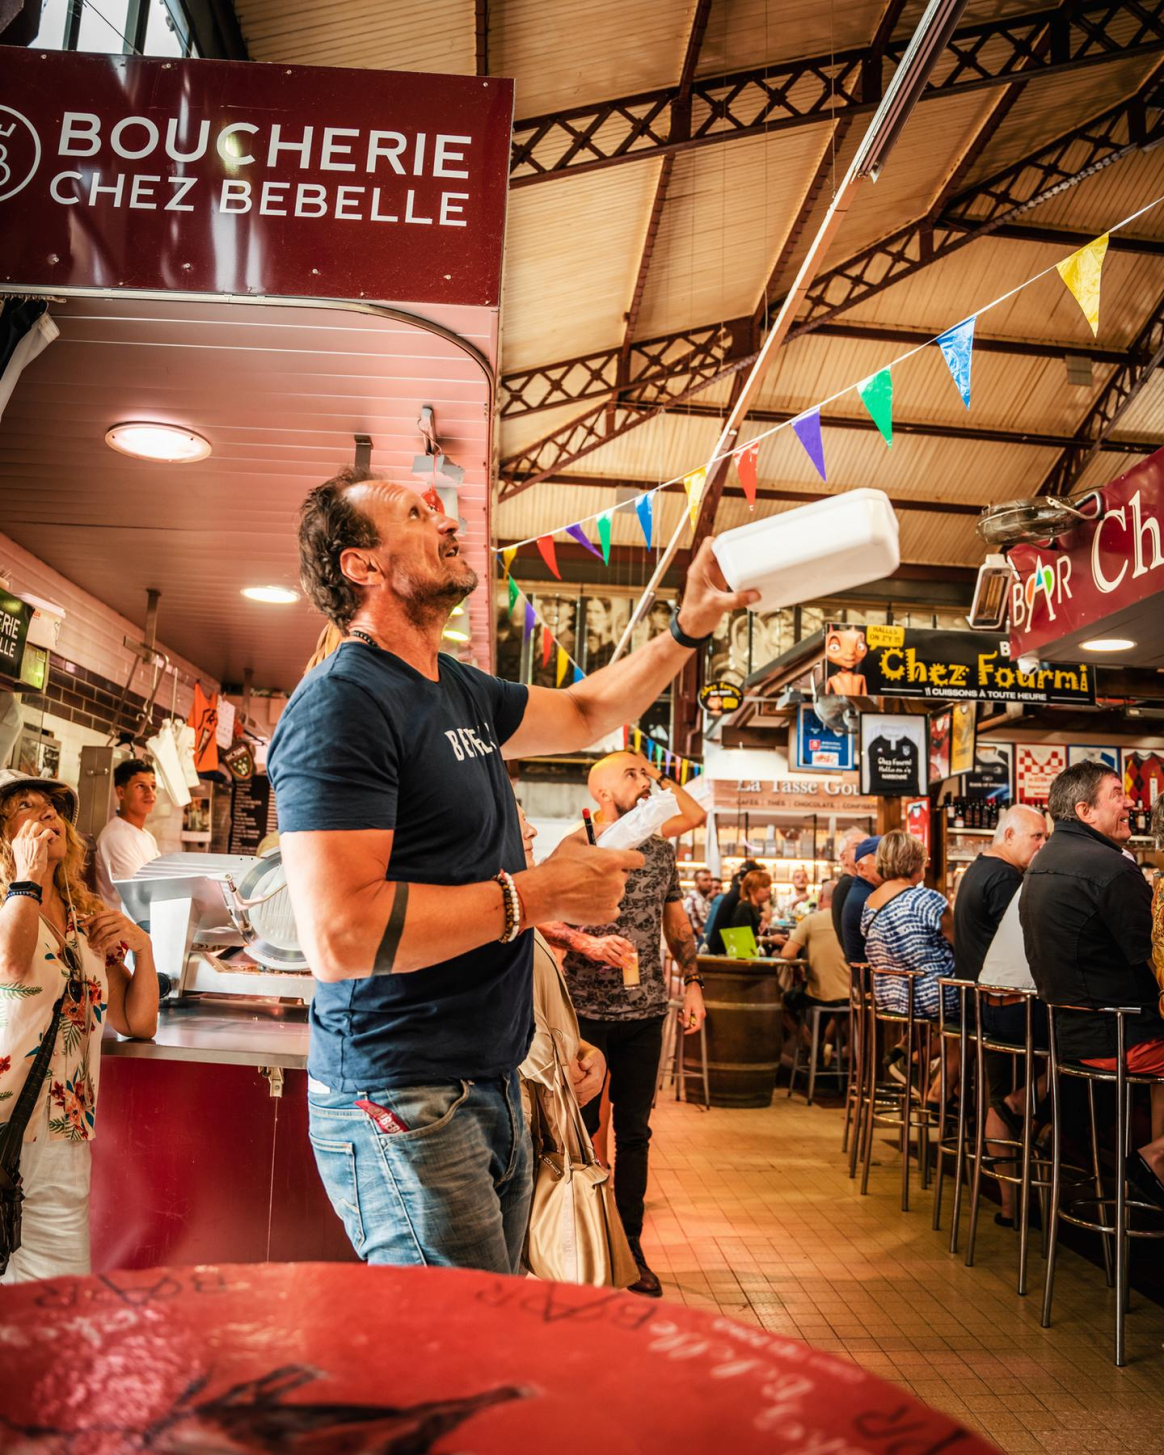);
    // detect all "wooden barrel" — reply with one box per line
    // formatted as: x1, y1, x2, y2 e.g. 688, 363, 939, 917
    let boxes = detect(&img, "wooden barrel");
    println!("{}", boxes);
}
698, 955, 785, 1108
